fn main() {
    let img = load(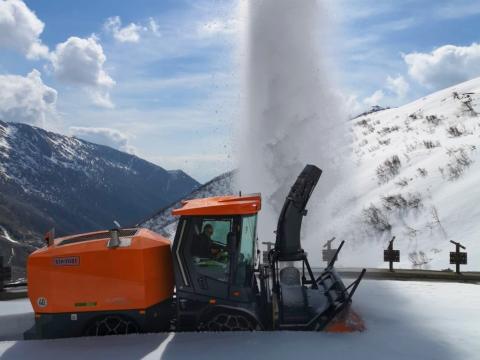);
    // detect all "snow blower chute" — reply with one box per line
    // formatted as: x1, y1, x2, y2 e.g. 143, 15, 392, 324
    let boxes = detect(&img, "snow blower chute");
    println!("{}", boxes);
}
25, 164, 365, 339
